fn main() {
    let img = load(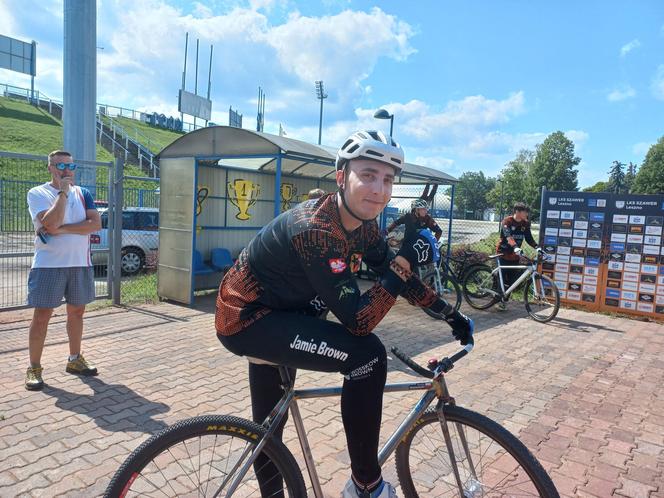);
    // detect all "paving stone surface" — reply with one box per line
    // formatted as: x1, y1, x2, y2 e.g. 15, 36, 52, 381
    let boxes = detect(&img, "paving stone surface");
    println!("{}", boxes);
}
1, 294, 663, 497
